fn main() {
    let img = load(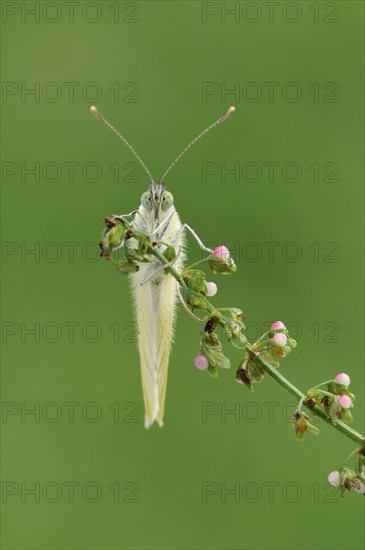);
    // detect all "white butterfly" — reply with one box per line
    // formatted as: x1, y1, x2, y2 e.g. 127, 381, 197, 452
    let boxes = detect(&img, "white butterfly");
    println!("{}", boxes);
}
91, 105, 235, 428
